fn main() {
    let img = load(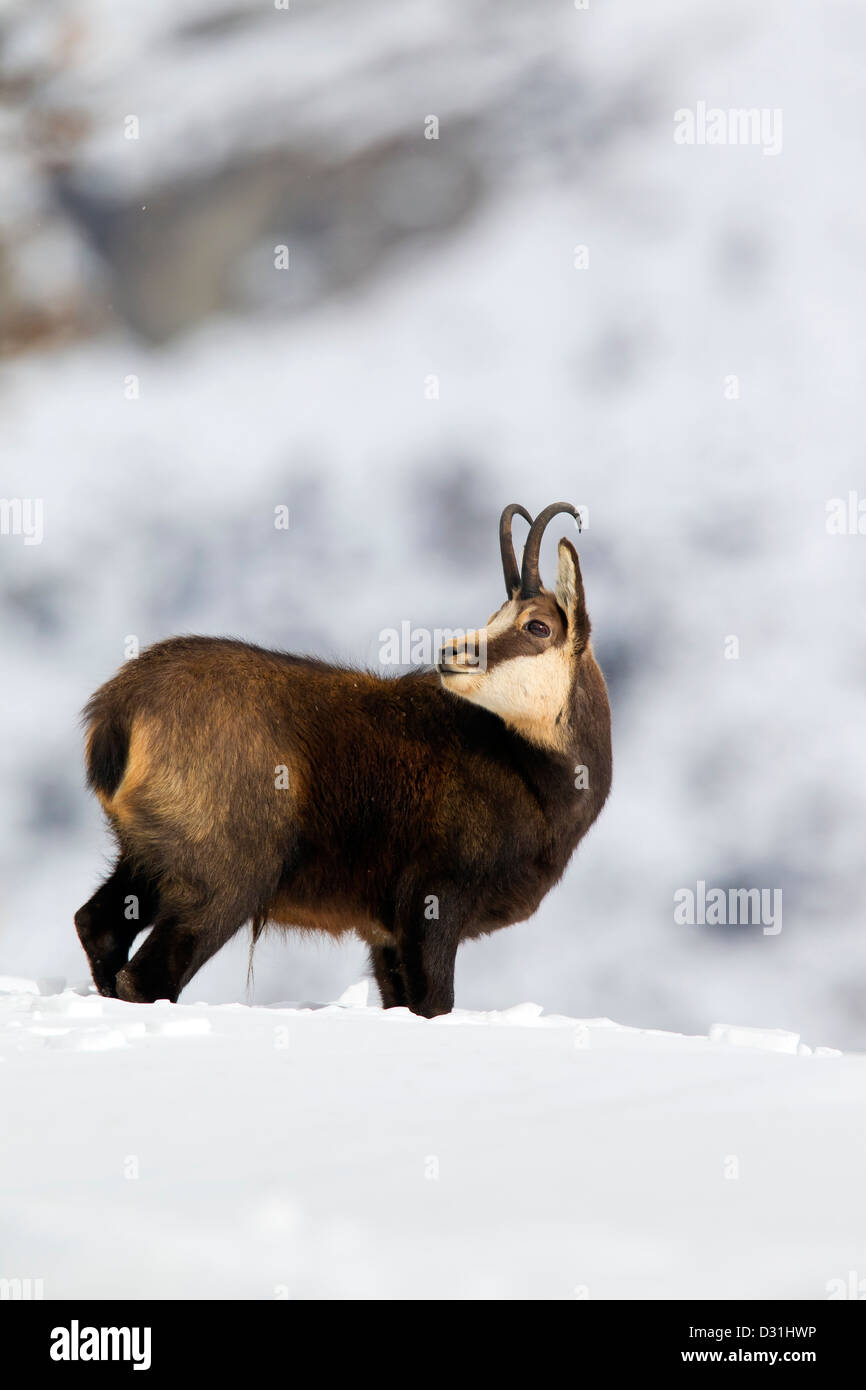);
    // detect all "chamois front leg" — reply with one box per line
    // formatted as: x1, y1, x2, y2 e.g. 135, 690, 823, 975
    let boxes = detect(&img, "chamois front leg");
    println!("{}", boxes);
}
397, 891, 464, 1019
